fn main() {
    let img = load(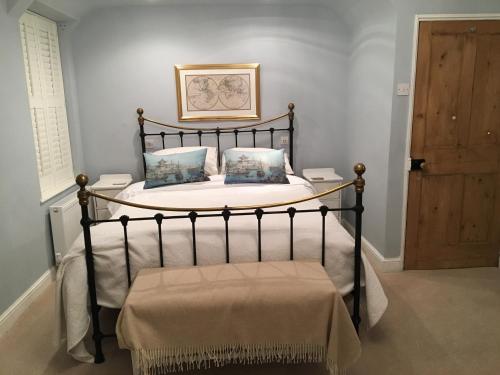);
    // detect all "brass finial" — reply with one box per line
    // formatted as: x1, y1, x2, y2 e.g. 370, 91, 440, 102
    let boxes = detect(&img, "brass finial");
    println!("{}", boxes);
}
354, 163, 366, 193
76, 174, 89, 206
76, 174, 89, 188
354, 163, 366, 177
137, 108, 144, 126
288, 103, 295, 121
